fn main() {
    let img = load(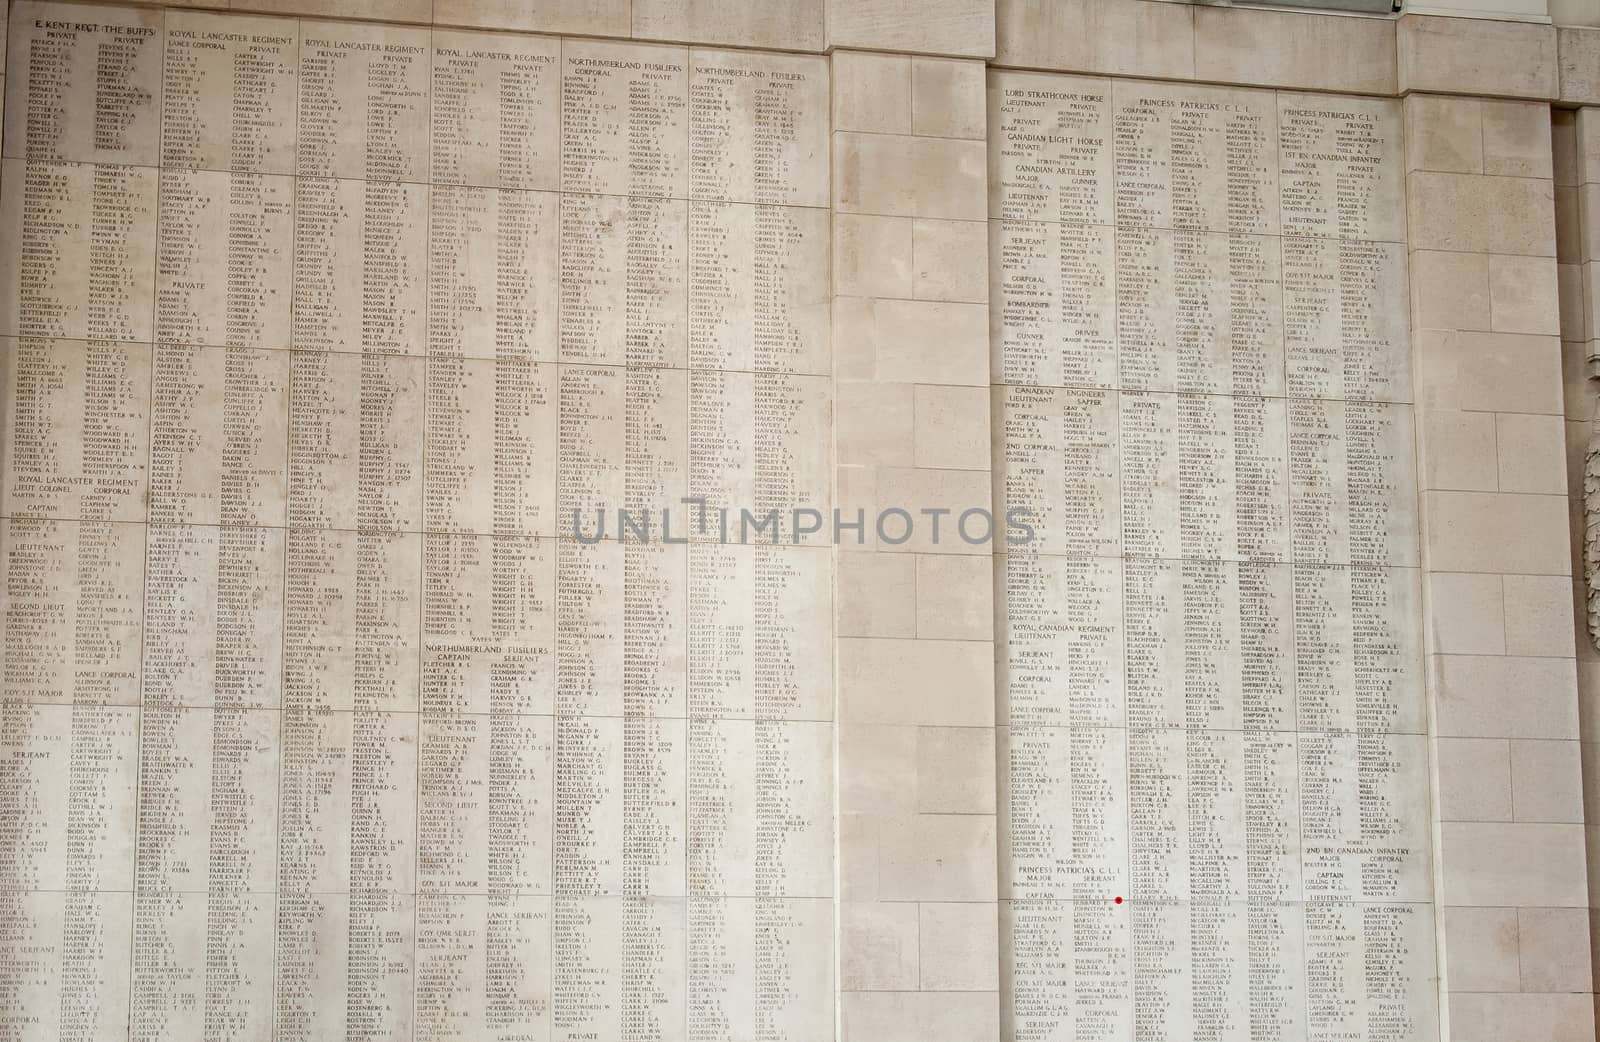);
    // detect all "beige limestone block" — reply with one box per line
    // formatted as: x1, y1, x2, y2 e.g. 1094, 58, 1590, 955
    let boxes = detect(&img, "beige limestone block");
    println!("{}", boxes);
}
915, 554, 993, 642
1504, 572, 1579, 656
844, 298, 991, 386
1443, 905, 1521, 992
0, 707, 137, 883
1399, 15, 1559, 100
835, 132, 988, 221
832, 51, 912, 136
1440, 821, 1588, 906
1405, 94, 1484, 174
838, 378, 915, 467
1518, 906, 1595, 991
423, 359, 559, 535
836, 462, 882, 549
911, 58, 985, 140
1436, 737, 1513, 821
914, 384, 989, 470
838, 637, 995, 726
1412, 250, 1492, 332
874, 466, 995, 554
283, 532, 424, 710
433, 0, 621, 32
1585, 261, 1600, 348
0, 1, 5, 159
1407, 171, 1556, 257
1558, 265, 1587, 342
827, 0, 995, 59
995, 0, 1194, 81
1121, 229, 1290, 395
877, 813, 997, 902
1581, 182, 1600, 255
1497, 412, 1569, 494
1560, 341, 1593, 421
1448, 993, 1597, 1042
919, 903, 998, 990
421, 537, 555, 714
835, 213, 916, 299
841, 901, 920, 990
1559, 27, 1600, 106
132, 705, 281, 885
1433, 652, 1581, 739
1512, 739, 1586, 823
1554, 108, 1580, 187
1426, 572, 1506, 655
839, 812, 882, 902
1194, 6, 1396, 95
682, 544, 833, 715
912, 219, 987, 303
414, 895, 553, 1039
842, 990, 1000, 1042
634, 0, 823, 51
1557, 185, 1582, 262
840, 723, 919, 817
837, 553, 917, 638
1412, 330, 1564, 415
1424, 490, 1571, 575
994, 557, 1124, 725
916, 725, 995, 814
1577, 108, 1600, 187
249, 0, 431, 20
1482, 99, 1555, 179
